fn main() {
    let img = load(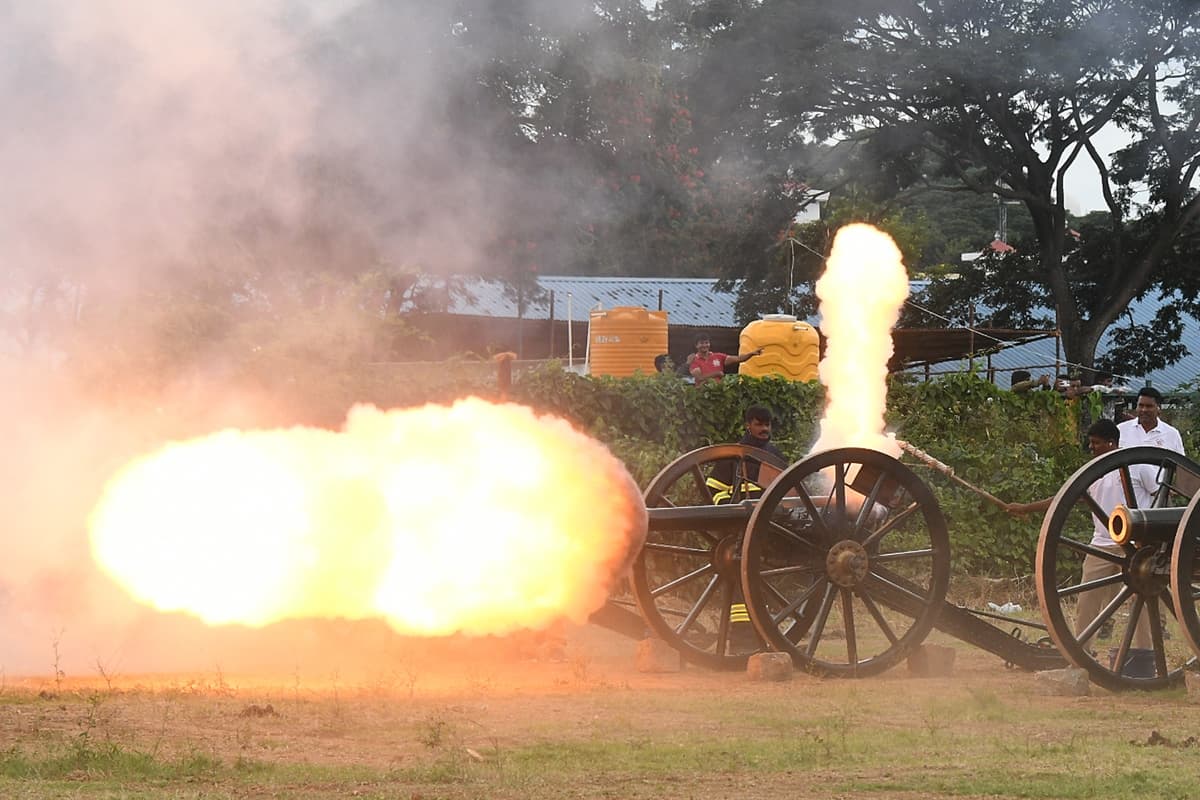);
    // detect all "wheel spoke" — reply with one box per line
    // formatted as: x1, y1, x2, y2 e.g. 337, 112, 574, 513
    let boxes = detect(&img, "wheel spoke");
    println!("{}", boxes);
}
765, 519, 826, 552
791, 484, 836, 540
828, 462, 847, 522
643, 540, 715, 557
651, 563, 714, 598
768, 577, 825, 627
689, 465, 710, 502
1111, 595, 1143, 677
853, 472, 888, 538
866, 567, 933, 607
1077, 585, 1134, 646
804, 582, 838, 658
1117, 465, 1139, 508
861, 502, 921, 549
1080, 492, 1108, 529
857, 588, 900, 645
759, 562, 822, 578
1056, 570, 1125, 599
715, 577, 735, 656
842, 589, 858, 668
1059, 536, 1126, 564
872, 547, 934, 563
675, 573, 721, 636
1146, 599, 1168, 678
